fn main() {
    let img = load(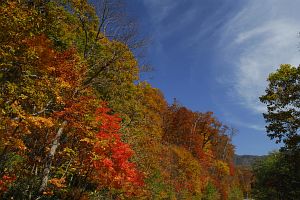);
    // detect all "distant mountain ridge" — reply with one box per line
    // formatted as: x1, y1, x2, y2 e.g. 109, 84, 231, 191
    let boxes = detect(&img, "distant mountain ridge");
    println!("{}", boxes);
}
234, 154, 267, 167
